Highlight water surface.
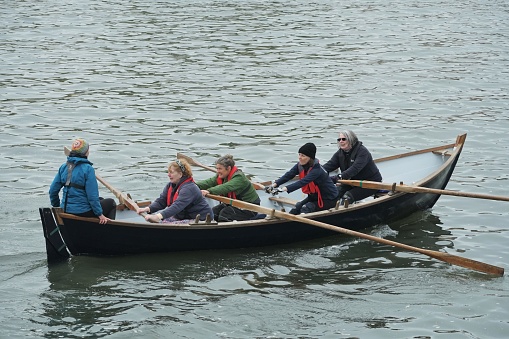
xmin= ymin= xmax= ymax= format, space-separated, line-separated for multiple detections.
xmin=1 ymin=0 xmax=508 ymax=338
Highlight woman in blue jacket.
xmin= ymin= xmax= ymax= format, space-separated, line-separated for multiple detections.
xmin=49 ymin=138 xmax=116 ymax=224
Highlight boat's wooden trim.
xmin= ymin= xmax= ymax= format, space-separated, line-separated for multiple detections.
xmin=375 ymin=142 xmax=456 ymax=163
xmin=54 ymin=135 xmax=467 ymax=228
xmin=55 ymin=209 xmax=269 ymax=230
xmin=375 ymin=133 xmax=466 ymax=163
xmin=411 ymin=133 xmax=465 ymax=186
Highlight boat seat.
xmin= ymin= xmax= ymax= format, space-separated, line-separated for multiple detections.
xmin=269 ymin=196 xmax=298 ymax=206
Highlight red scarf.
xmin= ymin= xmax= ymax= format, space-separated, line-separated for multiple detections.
xmin=167 ymin=177 xmax=194 ymax=206
xmin=298 ymin=164 xmax=324 ymax=208
xmin=216 ymin=166 xmax=238 ymax=199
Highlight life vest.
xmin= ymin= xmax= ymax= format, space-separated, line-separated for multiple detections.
xmin=167 ymin=177 xmax=194 ymax=206
xmin=63 ymin=161 xmax=85 ymax=213
xmin=298 ymin=163 xmax=324 ymax=208
xmin=216 ymin=166 xmax=239 ymax=199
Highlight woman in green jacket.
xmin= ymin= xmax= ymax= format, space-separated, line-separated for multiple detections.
xmin=196 ymin=154 xmax=260 ymax=222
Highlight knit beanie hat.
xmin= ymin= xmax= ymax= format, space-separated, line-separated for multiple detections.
xmin=71 ymin=138 xmax=89 ymax=156
xmin=298 ymin=142 xmax=316 ymax=159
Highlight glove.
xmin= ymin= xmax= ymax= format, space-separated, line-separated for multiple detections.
xmin=271 ymin=187 xmax=285 ymax=196
xmin=264 ymin=185 xmax=274 ymax=194
xmin=330 ymin=174 xmax=342 ymax=184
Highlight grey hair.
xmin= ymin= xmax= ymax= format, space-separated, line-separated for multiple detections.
xmin=338 ymin=130 xmax=358 ymax=146
xmin=216 ymin=154 xmax=235 ymax=168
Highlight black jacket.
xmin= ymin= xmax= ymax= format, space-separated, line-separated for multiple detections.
xmin=322 ymin=141 xmax=382 ymax=181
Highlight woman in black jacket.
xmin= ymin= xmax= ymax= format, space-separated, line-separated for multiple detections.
xmin=322 ymin=130 xmax=382 ymax=204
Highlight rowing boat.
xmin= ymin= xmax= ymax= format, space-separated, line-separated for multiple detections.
xmin=40 ymin=134 xmax=466 ymax=263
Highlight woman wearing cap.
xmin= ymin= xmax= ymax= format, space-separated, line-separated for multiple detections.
xmin=266 ymin=142 xmax=339 ymax=215
xmin=136 ymin=159 xmax=213 ymax=224
xmin=322 ymin=130 xmax=382 ymax=205
xmin=196 ymin=154 xmax=260 ymax=222
xmin=49 ymin=138 xmax=116 ymax=224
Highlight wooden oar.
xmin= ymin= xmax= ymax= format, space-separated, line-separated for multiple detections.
xmin=64 ymin=146 xmax=145 ymax=215
xmin=339 ymin=179 xmax=509 ymax=203
xmin=95 ymin=174 xmax=146 ymax=216
xmin=176 ymin=152 xmax=217 ymax=173
xmin=177 ymin=152 xmax=265 ymax=190
xmin=206 ymin=194 xmax=504 ymax=276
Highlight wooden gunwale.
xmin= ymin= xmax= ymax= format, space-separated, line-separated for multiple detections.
xmin=55 ymin=134 xmax=465 ymax=229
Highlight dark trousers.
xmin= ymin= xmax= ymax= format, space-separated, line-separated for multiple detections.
xmin=75 ymin=197 xmax=117 ymax=220
xmin=213 ymin=203 xmax=258 ymax=222
xmin=337 ymin=184 xmax=378 ymax=202
xmin=289 ymin=195 xmax=338 ymax=215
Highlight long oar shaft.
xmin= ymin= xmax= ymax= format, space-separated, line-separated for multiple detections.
xmin=207 ymin=194 xmax=504 ymax=276
xmin=95 ymin=174 xmax=145 ymax=215
xmin=339 ymin=180 xmax=509 ymax=202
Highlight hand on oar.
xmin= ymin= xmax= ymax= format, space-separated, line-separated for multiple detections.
xmin=206 ymin=194 xmax=504 ymax=276
xmin=339 ymin=179 xmax=509 ymax=203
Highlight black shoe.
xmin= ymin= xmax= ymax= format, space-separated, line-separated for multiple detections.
xmin=340 ymin=192 xmax=355 ymax=205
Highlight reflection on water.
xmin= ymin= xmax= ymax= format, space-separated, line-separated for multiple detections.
xmin=36 ymin=210 xmax=461 ymax=338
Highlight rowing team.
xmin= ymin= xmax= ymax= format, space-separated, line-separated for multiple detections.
xmin=49 ymin=130 xmax=382 ymax=224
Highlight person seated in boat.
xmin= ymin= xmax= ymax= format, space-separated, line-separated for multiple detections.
xmin=196 ymin=154 xmax=261 ymax=222
xmin=265 ymin=142 xmax=339 ymax=215
xmin=49 ymin=138 xmax=117 ymax=224
xmin=322 ymin=130 xmax=382 ymax=205
xmin=136 ymin=159 xmax=213 ymax=224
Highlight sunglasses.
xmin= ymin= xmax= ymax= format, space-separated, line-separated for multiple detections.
xmin=337 ymin=138 xmax=347 ymax=142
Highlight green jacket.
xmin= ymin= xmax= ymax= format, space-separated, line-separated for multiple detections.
xmin=196 ymin=169 xmax=260 ymax=203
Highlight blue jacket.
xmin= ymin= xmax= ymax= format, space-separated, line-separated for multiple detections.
xmin=149 ymin=177 xmax=214 ymax=221
xmin=275 ymin=159 xmax=339 ymax=201
xmin=49 ymin=156 xmax=103 ymax=216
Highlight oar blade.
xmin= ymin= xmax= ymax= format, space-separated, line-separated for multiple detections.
xmin=177 ymin=153 xmax=218 ymax=173
xmin=206 ymin=194 xmax=504 ymax=276
xmin=177 ymin=152 xmax=198 ymax=166
xmin=427 ymin=252 xmax=504 ymax=276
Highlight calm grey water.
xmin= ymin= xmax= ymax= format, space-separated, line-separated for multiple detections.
xmin=1 ymin=0 xmax=508 ymax=338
